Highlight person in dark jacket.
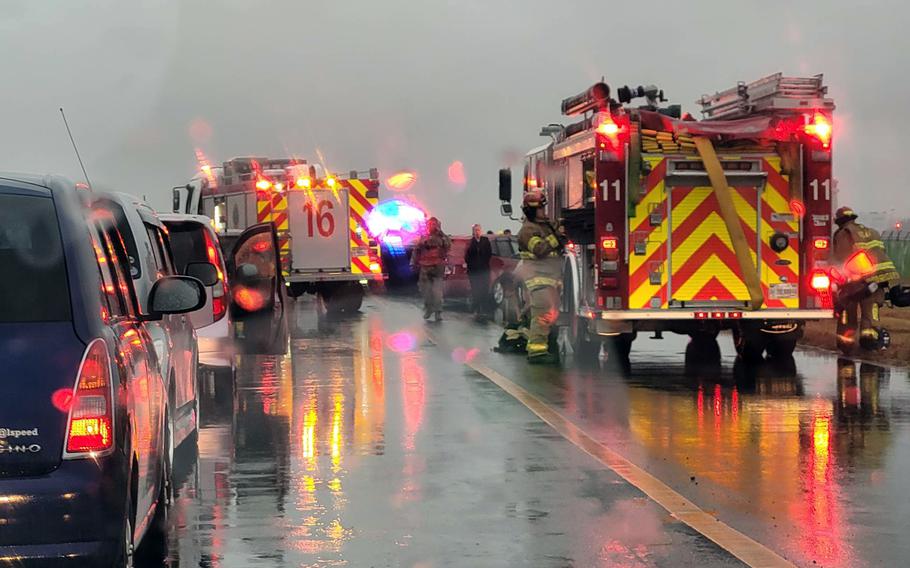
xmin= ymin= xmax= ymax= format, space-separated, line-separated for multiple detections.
xmin=465 ymin=224 xmax=493 ymax=319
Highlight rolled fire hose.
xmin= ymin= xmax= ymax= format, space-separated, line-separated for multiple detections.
xmin=693 ymin=136 xmax=765 ymax=311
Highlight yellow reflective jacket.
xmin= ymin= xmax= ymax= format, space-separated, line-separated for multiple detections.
xmin=516 ymin=219 xmax=562 ymax=290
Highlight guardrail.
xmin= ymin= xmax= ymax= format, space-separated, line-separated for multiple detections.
xmin=883 ymin=231 xmax=910 ymax=279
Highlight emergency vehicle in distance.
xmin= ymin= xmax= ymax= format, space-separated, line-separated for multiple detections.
xmin=501 ymin=73 xmax=837 ymax=362
xmin=173 ymin=157 xmax=384 ymax=313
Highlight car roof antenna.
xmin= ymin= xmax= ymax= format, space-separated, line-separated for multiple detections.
xmin=59 ymin=107 xmax=93 ymax=190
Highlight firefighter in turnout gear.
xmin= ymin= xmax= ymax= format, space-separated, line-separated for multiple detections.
xmin=517 ymin=190 xmax=565 ymax=364
xmin=832 ymin=206 xmax=901 ymax=351
xmin=411 ymin=216 xmax=451 ymax=322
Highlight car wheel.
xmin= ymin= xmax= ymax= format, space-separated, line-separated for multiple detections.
xmin=115 ymin=497 xmax=134 ymax=568
xmin=141 ymin=408 xmax=172 ymax=559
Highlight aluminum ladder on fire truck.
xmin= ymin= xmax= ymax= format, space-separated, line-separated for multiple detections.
xmin=697 ymin=73 xmax=834 ymax=120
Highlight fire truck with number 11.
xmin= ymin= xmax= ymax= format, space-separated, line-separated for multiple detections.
xmin=174 ymin=157 xmax=384 ymax=313
xmin=500 ymin=73 xmax=836 ymax=362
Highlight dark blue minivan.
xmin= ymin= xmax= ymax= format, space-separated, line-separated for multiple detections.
xmin=0 ymin=174 xmax=205 ymax=566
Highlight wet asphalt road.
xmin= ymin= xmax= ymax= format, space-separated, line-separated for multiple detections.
xmin=159 ymin=293 xmax=910 ymax=568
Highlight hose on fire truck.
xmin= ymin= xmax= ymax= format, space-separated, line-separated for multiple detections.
xmin=692 ymin=136 xmax=765 ymax=310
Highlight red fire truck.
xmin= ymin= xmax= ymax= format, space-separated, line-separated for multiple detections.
xmin=501 ymin=73 xmax=836 ymax=362
xmin=173 ymin=157 xmax=384 ymax=313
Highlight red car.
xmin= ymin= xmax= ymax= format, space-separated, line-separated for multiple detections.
xmin=443 ymin=235 xmax=520 ymax=312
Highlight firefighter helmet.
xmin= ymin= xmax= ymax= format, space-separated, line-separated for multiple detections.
xmin=522 ymin=190 xmax=547 ymax=208
xmin=835 ymin=206 xmax=858 ymax=225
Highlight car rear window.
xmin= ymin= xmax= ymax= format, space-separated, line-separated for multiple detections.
xmin=95 ymin=198 xmax=142 ymax=279
xmin=165 ymin=222 xmax=207 ymax=274
xmin=0 ymin=193 xmax=71 ymax=322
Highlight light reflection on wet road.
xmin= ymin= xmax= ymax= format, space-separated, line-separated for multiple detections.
xmin=162 ymin=295 xmax=910 ymax=568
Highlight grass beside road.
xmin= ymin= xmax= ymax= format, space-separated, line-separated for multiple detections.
xmin=800 ymin=306 xmax=910 ymax=365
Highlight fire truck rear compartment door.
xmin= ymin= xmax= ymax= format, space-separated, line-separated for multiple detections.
xmin=666 ymin=176 xmax=763 ymax=308
xmin=288 ymin=189 xmax=351 ymax=272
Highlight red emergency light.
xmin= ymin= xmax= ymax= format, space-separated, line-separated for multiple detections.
xmin=255 ymin=179 xmax=272 ymax=191
xmin=804 ymin=114 xmax=832 ymax=149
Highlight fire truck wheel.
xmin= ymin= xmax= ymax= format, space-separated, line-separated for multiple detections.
xmin=766 ymin=336 xmax=798 ymax=359
xmin=288 ymin=283 xmax=307 ymax=298
xmin=733 ymin=327 xmax=766 ymax=363
xmin=607 ymin=333 xmax=635 ymax=361
xmin=324 ymin=282 xmax=364 ymax=314
xmin=687 ymin=333 xmax=721 ymax=361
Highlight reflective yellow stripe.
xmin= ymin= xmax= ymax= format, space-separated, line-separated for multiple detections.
xmin=546 ymin=234 xmax=560 ymax=248
xmin=872 ymin=303 xmax=880 ymax=322
xmin=525 ymin=277 xmax=559 ymax=289
xmin=527 ymin=342 xmax=549 ymax=355
xmin=527 ymin=236 xmax=544 ymax=250
xmin=856 ymin=240 xmax=885 ymax=250
xmin=519 ymin=251 xmax=536 ymax=259
xmin=876 ymin=261 xmax=896 ymax=270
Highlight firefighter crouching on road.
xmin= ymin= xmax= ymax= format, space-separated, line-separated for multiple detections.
xmin=517 ymin=190 xmax=565 ymax=364
xmin=832 ymin=206 xmax=901 ymax=351
xmin=411 ymin=216 xmax=451 ymax=322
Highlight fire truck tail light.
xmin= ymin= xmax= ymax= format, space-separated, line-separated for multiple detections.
xmin=694 ymin=311 xmax=708 ymax=320
xmin=813 ymin=238 xmax=829 ymax=250
xmin=65 ymin=339 xmax=114 ymax=456
xmin=599 ymin=277 xmax=619 ymax=289
xmin=601 ymin=236 xmax=618 ymax=249
xmin=296 ymin=177 xmax=312 ymax=189
xmin=811 ymin=270 xmax=831 ymax=291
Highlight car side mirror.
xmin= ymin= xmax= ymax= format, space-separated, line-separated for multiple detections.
xmin=146 ymin=276 xmax=206 ymax=319
xmin=500 ymin=203 xmax=513 ymax=217
xmin=499 ymin=168 xmax=512 ymax=202
xmin=185 ymin=262 xmax=219 ymax=286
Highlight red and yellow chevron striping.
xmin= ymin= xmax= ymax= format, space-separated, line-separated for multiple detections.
xmin=628 ymin=155 xmax=799 ymax=310
xmin=346 ymin=179 xmax=378 ymax=275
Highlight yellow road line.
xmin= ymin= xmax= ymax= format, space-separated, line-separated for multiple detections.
xmin=426 ymin=329 xmax=794 ymax=567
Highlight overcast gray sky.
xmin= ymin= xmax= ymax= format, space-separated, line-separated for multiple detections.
xmin=2 ymin=0 xmax=908 ymax=232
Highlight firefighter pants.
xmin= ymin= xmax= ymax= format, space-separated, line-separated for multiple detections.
xmin=418 ymin=265 xmax=444 ymax=316
xmin=837 ymin=287 xmax=885 ymax=347
xmin=527 ymin=286 xmax=559 ymax=359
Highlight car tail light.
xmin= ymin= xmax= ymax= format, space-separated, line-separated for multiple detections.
xmin=203 ymin=229 xmax=228 ymax=322
xmin=234 ymin=286 xmax=266 ymax=311
xmin=65 ymin=339 xmax=114 ymax=456
xmin=811 ymin=270 xmax=831 ymax=291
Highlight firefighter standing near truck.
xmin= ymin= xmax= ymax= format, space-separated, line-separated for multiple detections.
xmin=517 ymin=190 xmax=565 ymax=364
xmin=832 ymin=206 xmax=901 ymax=350
xmin=411 ymin=216 xmax=451 ymax=322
